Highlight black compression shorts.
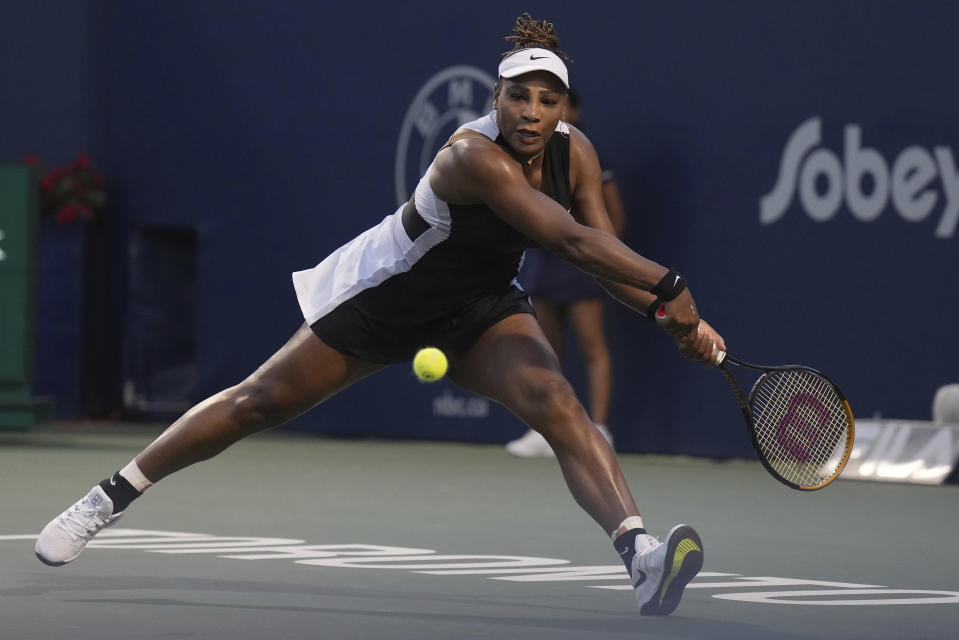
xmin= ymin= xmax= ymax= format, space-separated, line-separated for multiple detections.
xmin=309 ymin=284 xmax=534 ymax=364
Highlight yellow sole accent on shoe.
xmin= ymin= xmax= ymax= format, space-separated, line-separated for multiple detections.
xmin=658 ymin=538 xmax=701 ymax=606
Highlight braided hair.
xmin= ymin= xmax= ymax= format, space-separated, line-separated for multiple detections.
xmin=502 ymin=13 xmax=570 ymax=61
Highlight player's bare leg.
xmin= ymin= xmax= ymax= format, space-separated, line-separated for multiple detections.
xmin=451 ymin=313 xmax=703 ymax=615
xmin=506 ymin=298 xmax=613 ymax=455
xmin=504 ymin=299 xmax=569 ymax=457
xmin=450 ymin=313 xmax=635 ymax=533
xmin=35 ymin=324 xmax=384 ymax=566
xmin=137 ymin=324 xmax=384 ymax=480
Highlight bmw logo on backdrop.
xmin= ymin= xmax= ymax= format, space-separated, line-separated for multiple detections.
xmin=394 ymin=66 xmax=496 ymax=206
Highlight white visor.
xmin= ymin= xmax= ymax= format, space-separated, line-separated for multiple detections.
xmin=498 ymin=47 xmax=569 ymax=89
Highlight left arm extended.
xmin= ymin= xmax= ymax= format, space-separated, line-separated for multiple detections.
xmin=567 ymin=127 xmax=726 ymax=363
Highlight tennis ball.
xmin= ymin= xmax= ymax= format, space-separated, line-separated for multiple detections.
xmin=413 ymin=347 xmax=448 ymax=382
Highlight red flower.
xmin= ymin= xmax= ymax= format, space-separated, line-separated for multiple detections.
xmin=73 ymin=153 xmax=92 ymax=170
xmin=47 ymin=166 xmax=67 ymax=181
xmin=39 ymin=173 xmax=57 ymax=191
xmin=37 ymin=152 xmax=107 ymax=223
xmin=23 ymin=154 xmax=42 ymax=166
xmin=55 ymin=203 xmax=81 ymax=223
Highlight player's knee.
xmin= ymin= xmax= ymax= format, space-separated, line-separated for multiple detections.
xmin=229 ymin=381 xmax=284 ymax=429
xmin=526 ymin=375 xmax=582 ymax=426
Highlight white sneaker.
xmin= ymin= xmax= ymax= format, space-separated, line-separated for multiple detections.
xmin=35 ymin=485 xmax=124 ymax=566
xmin=631 ymin=524 xmax=703 ymax=616
xmin=505 ymin=429 xmax=554 ymax=457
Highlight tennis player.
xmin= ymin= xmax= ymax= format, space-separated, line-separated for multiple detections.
xmin=36 ymin=13 xmax=725 ymax=617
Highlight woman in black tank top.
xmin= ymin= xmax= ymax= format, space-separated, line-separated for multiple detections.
xmin=36 ymin=12 xmax=725 ymax=618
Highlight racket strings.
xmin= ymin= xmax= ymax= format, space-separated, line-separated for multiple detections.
xmin=749 ymin=369 xmax=851 ymax=488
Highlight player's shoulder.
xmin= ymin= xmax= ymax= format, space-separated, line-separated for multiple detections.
xmin=436 ymin=132 xmax=517 ymax=181
xmin=431 ymin=131 xmax=520 ymax=202
xmin=444 ymin=131 xmax=499 ymax=158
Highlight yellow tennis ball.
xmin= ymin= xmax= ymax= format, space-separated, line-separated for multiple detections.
xmin=413 ymin=347 xmax=448 ymax=382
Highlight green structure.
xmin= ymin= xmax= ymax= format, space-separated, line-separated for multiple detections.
xmin=0 ymin=165 xmax=49 ymax=429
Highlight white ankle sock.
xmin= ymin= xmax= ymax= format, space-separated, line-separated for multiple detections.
xmin=610 ymin=516 xmax=645 ymax=541
xmin=119 ymin=460 xmax=154 ymax=492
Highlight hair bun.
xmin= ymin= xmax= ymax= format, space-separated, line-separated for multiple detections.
xmin=503 ymin=13 xmax=569 ymax=60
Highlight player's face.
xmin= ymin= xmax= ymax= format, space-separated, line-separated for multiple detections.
xmin=494 ymin=72 xmax=567 ymax=161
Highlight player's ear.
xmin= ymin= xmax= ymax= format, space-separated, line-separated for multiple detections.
xmin=492 ymin=81 xmax=501 ymax=109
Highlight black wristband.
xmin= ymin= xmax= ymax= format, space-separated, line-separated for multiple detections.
xmin=650 ymin=269 xmax=687 ymax=301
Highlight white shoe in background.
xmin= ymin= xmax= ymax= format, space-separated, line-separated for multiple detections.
xmin=505 ymin=429 xmax=554 ymax=457
xmin=506 ymin=423 xmax=615 ymax=458
xmin=594 ymin=423 xmax=615 ymax=450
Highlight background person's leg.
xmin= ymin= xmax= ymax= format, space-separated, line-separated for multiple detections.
xmin=531 ymin=297 xmax=566 ymax=359
xmin=567 ymin=299 xmax=613 ymax=447
xmin=567 ymin=299 xmax=611 ymax=425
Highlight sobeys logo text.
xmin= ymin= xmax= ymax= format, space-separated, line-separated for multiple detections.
xmin=760 ymin=117 xmax=958 ymax=238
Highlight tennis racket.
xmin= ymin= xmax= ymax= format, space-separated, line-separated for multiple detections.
xmin=716 ymin=351 xmax=855 ymax=490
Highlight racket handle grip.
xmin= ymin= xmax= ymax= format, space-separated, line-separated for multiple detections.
xmin=716 ymin=350 xmax=727 ymax=365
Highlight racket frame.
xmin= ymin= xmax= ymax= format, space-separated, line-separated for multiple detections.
xmin=718 ymin=355 xmax=855 ymax=491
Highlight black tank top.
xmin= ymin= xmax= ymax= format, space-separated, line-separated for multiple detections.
xmin=294 ymin=112 xmax=574 ymax=345
xmin=394 ymin=124 xmax=572 ymax=310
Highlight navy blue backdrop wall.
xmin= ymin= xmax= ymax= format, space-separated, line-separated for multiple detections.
xmin=2 ymin=1 xmax=957 ymax=457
